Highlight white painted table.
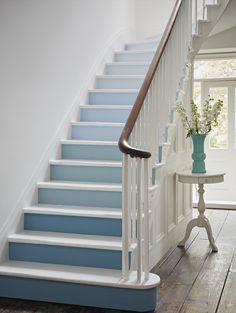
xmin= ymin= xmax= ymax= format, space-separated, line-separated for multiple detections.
xmin=176 ymin=170 xmax=225 ymax=252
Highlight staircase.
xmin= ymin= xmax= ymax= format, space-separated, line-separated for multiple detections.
xmin=0 ymin=0 xmax=229 ymax=312
xmin=0 ymin=39 xmax=160 ymax=312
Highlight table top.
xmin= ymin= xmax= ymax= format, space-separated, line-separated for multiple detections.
xmin=176 ymin=169 xmax=225 ymax=184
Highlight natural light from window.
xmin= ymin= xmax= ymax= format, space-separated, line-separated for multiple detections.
xmin=194 ymin=59 xmax=236 ymax=79
xmin=194 ymin=58 xmax=236 ymax=149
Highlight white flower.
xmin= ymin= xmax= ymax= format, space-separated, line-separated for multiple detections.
xmin=176 ymin=97 xmax=223 ymax=137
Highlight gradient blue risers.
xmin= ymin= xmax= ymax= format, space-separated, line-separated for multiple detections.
xmin=0 ymin=276 xmax=157 ymax=312
xmin=9 ymin=243 xmax=131 ymax=270
xmin=96 ymin=77 xmax=143 ymax=90
xmin=50 ymin=164 xmax=122 ymax=184
xmin=61 ymin=143 xmax=122 ymax=161
xmin=24 ymin=213 xmax=122 ymax=236
xmin=71 ymin=124 xmax=123 ymax=141
xmin=88 ymin=90 xmax=138 ymax=106
xmin=80 ymin=106 xmax=131 ymax=123
xmin=105 ymin=63 xmax=149 ymax=75
xmin=114 ymin=51 xmax=154 ymax=62
xmin=38 ymin=188 xmax=122 ymax=208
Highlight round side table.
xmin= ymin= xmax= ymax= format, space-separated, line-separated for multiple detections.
xmin=176 ymin=170 xmax=225 ymax=252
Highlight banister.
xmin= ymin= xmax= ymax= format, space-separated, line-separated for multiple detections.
xmin=118 ymin=0 xmax=184 ymax=159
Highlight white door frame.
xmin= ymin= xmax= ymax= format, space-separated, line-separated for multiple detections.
xmin=194 ymin=77 xmax=236 ymax=209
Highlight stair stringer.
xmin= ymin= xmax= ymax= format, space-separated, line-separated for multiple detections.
xmin=191 ymin=0 xmax=230 ymax=57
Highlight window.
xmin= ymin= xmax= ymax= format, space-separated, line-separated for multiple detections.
xmin=194 ymin=59 xmax=236 ymax=79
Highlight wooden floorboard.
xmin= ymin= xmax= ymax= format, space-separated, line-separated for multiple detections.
xmin=154 ymin=209 xmax=231 ymax=313
xmin=1 ymin=209 xmax=236 ymax=313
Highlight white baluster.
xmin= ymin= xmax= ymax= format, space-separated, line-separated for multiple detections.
xmin=136 ymin=157 xmax=142 ymax=283
xmin=122 ymin=154 xmax=129 ymax=280
xmin=143 ymin=158 xmax=149 ymax=280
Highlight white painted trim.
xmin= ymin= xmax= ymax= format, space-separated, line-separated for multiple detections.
xmin=195 ymin=77 xmax=236 ymax=82
xmin=70 ymin=121 xmax=124 ymax=127
xmin=49 ymin=160 xmax=122 ymax=167
xmin=37 ymin=181 xmax=122 ymax=192
xmin=96 ymin=75 xmax=144 ymax=80
xmin=149 ymin=210 xmax=192 ymax=269
xmin=8 ymin=231 xmax=135 ymax=251
xmin=114 ymin=50 xmax=155 ymax=55
xmin=197 ymin=47 xmax=236 ymax=59
xmin=88 ymin=89 xmax=139 ymax=93
xmin=80 ymin=104 xmax=132 ymax=109
xmin=105 ymin=62 xmax=150 ymax=66
xmin=24 ymin=205 xmax=122 ymax=219
xmin=61 ymin=140 xmax=118 ymax=146
xmin=0 ymin=28 xmax=134 ymax=262
xmin=0 ymin=261 xmax=160 ymax=289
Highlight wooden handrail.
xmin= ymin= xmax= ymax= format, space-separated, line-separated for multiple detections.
xmin=118 ymin=0 xmax=183 ymax=159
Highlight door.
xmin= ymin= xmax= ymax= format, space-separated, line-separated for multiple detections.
xmin=201 ymin=79 xmax=236 ymax=205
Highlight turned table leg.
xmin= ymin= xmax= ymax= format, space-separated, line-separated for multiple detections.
xmin=178 ymin=183 xmax=218 ymax=252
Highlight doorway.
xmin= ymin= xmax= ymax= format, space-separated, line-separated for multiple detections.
xmin=194 ymin=57 xmax=236 ymax=207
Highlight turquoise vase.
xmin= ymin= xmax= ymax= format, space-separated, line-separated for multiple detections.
xmin=191 ymin=134 xmax=206 ymax=174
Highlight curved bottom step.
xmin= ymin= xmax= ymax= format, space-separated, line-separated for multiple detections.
xmin=0 ymin=261 xmax=160 ymax=312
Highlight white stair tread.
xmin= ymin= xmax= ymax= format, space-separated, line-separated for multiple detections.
xmin=37 ymin=181 xmax=122 ymax=192
xmin=88 ymin=89 xmax=139 ymax=93
xmin=24 ymin=205 xmax=122 ymax=219
xmin=8 ymin=231 xmax=133 ymax=250
xmin=115 ymin=50 xmax=155 ymax=54
xmin=61 ymin=139 xmax=118 ymax=146
xmin=0 ymin=261 xmax=160 ymax=289
xmin=126 ymin=39 xmax=159 ymax=45
xmin=71 ymin=121 xmax=124 ymax=127
xmin=106 ymin=62 xmax=150 ymax=66
xmin=96 ymin=75 xmax=144 ymax=79
xmin=49 ymin=159 xmax=122 ymax=167
xmin=80 ymin=104 xmax=132 ymax=109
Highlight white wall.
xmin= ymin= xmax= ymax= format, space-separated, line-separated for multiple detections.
xmin=0 ymin=0 xmax=136 ymax=239
xmin=134 ymin=0 xmax=176 ymax=38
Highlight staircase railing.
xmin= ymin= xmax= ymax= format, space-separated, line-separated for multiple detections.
xmin=119 ymin=0 xmax=211 ymax=283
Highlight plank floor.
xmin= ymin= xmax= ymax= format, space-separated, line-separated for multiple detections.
xmin=1 ymin=209 xmax=236 ymax=313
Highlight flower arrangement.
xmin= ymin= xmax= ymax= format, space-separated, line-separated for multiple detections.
xmin=176 ymin=98 xmax=223 ymax=138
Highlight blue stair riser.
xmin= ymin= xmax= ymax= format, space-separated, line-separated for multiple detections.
xmin=61 ymin=144 xmax=122 ymax=161
xmin=114 ymin=52 xmax=154 ymax=62
xmin=89 ymin=91 xmax=138 ymax=106
xmin=50 ymin=164 xmax=122 ymax=184
xmin=38 ymin=188 xmax=122 ymax=208
xmin=9 ymin=243 xmax=130 ymax=270
xmin=0 ymin=276 xmax=157 ymax=312
xmin=71 ymin=125 xmax=122 ymax=141
xmin=24 ymin=214 xmax=122 ymax=236
xmin=105 ymin=64 xmax=148 ymax=75
xmin=96 ymin=78 xmax=143 ymax=90
xmin=125 ymin=42 xmax=158 ymax=51
xmin=80 ymin=107 xmax=131 ymax=123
